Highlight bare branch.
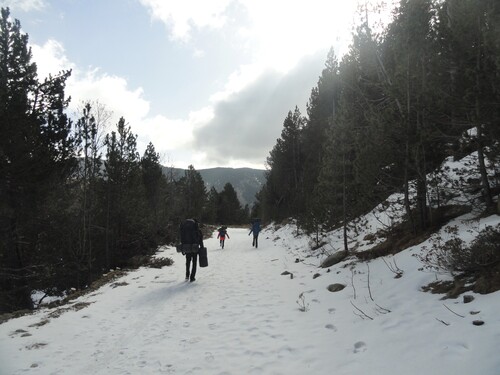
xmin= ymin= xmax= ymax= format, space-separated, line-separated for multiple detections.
xmin=351 ymin=268 xmax=357 ymax=299
xmin=443 ymin=304 xmax=465 ymax=318
xmin=436 ymin=318 xmax=450 ymax=326
xmin=296 ymin=293 xmax=309 ymax=312
xmin=367 ymin=263 xmax=374 ymax=301
xmin=382 ymin=257 xmax=403 ymax=278
xmin=375 ymin=303 xmax=391 ymax=314
xmin=350 ymin=300 xmax=374 ymax=320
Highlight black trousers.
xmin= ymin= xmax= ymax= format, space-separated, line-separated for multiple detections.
xmin=185 ymin=253 xmax=198 ymax=280
xmin=252 ymin=234 xmax=258 ymax=248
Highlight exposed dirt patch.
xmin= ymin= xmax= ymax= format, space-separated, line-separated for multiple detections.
xmin=421 ymin=262 xmax=500 ymax=298
xmin=421 ymin=280 xmax=471 ymax=299
xmin=26 ymin=342 xmax=48 ymax=350
xmin=28 ymin=319 xmax=50 ymax=328
xmin=47 ymin=301 xmax=92 ymax=319
xmin=110 ymin=281 xmax=129 ymax=288
xmin=356 ymin=229 xmax=428 ymax=260
xmin=355 ymin=205 xmax=472 ymax=261
xmin=471 ymin=263 xmax=500 ymax=294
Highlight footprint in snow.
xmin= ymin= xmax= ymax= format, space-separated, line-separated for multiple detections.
xmin=188 ymin=337 xmax=201 ymax=344
xmin=325 ymin=324 xmax=337 ymax=331
xmin=205 ymin=352 xmax=215 ymax=362
xmin=353 ymin=341 xmax=367 ymax=353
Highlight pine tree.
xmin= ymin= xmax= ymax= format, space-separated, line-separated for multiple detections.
xmin=141 ymin=142 xmax=163 ymax=227
xmin=0 ymin=8 xmax=74 ymax=311
xmin=203 ymin=187 xmax=219 ymax=224
xmin=217 ymin=182 xmax=245 ymax=224
xmin=103 ymin=117 xmax=143 ymax=266
xmin=302 ymin=49 xmax=340 ymax=198
xmin=265 ymin=107 xmax=305 ymax=220
xmin=435 ymin=0 xmax=500 ymax=208
xmin=176 ymin=165 xmax=207 ymax=220
xmin=380 ymin=0 xmax=443 ymax=232
xmin=73 ymin=103 xmax=108 ymax=283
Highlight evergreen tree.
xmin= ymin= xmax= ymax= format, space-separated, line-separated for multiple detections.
xmin=302 ymin=49 xmax=340 ymax=200
xmin=103 ymin=117 xmax=143 ymax=266
xmin=176 ymin=165 xmax=207 ymax=220
xmin=380 ymin=0 xmax=443 ymax=232
xmin=0 ymin=7 xmax=74 ymax=311
xmin=217 ymin=182 xmax=246 ymax=224
xmin=314 ymin=21 xmax=393 ymax=236
xmin=73 ymin=103 xmax=106 ymax=283
xmin=435 ymin=0 xmax=500 ymax=208
xmin=203 ymin=187 xmax=219 ymax=224
xmin=264 ymin=107 xmax=305 ymax=220
xmin=141 ymin=142 xmax=163 ymax=227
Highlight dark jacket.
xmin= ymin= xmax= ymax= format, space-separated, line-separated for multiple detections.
xmin=249 ymin=222 xmax=261 ymax=236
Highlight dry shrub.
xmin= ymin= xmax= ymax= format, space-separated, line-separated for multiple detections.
xmin=421 ymin=279 xmax=470 ymax=299
xmin=128 ymin=255 xmax=173 ymax=269
xmin=147 ymin=257 xmax=174 ymax=269
xmin=418 ymin=224 xmax=500 ymax=276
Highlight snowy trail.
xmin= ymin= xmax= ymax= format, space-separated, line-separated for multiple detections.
xmin=0 ymin=228 xmax=337 ymax=374
xmin=1 ymin=224 xmax=500 ymax=375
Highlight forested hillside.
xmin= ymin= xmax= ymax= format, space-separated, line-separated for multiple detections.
xmin=0 ymin=8 xmax=249 ymax=314
xmin=1 ymin=0 xmax=499 ymax=316
xmin=166 ymin=167 xmax=265 ymax=207
xmin=256 ymin=0 xmax=500 ymax=236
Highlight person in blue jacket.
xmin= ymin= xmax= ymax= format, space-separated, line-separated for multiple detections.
xmin=248 ymin=219 xmax=261 ymax=248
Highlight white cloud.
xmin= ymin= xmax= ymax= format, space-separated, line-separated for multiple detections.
xmin=68 ymin=70 xmax=150 ymax=127
xmin=209 ymin=62 xmax=264 ymax=103
xmin=139 ymin=0 xmax=232 ymax=41
xmin=193 ymin=48 xmax=205 ymax=58
xmin=136 ymin=106 xmax=213 ymax=153
xmin=237 ymin=0 xmax=358 ymax=72
xmin=136 ymin=1 xmax=362 ymax=168
xmin=195 ymin=51 xmax=326 ymax=168
xmin=24 ymin=0 xmax=392 ymax=169
xmin=139 ymin=0 xmax=360 ymax=116
xmin=140 ymin=0 xmax=359 ymax=72
xmin=31 ymin=41 xmax=150 ymax=130
xmin=29 ymin=39 xmax=211 ymax=167
xmin=30 ymin=40 xmax=74 ymax=79
xmin=0 ymin=0 xmax=45 ymax=11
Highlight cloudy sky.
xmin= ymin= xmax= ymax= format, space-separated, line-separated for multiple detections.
xmin=4 ymin=0 xmax=373 ymax=169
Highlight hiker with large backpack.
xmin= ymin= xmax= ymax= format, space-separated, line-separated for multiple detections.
xmin=178 ymin=218 xmax=204 ymax=282
xmin=248 ymin=219 xmax=261 ymax=248
xmin=217 ymin=226 xmax=229 ymax=249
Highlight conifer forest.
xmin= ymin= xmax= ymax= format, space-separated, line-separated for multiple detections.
xmin=1 ymin=0 xmax=500 ymax=313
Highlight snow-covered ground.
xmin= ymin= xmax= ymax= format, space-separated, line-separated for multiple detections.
xmin=1 ymin=216 xmax=499 ymax=374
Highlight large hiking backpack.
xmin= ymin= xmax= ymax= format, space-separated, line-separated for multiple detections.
xmin=251 ymin=218 xmax=261 ymax=233
xmin=177 ymin=219 xmax=200 ymax=253
xmin=180 ymin=219 xmax=200 ymax=244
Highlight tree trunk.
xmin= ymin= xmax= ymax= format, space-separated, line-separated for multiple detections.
xmin=403 ymin=48 xmax=416 ymax=234
xmin=403 ymin=141 xmax=415 ymax=234
xmin=476 ymin=126 xmax=493 ymax=207
xmin=342 ymin=153 xmax=349 ymax=253
xmin=474 ymin=15 xmax=493 ymax=207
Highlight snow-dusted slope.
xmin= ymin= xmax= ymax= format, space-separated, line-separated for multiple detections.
xmin=1 ymin=220 xmax=499 ymax=374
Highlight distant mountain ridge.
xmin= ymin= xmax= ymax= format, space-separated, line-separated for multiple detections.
xmin=163 ymin=167 xmax=266 ymax=207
